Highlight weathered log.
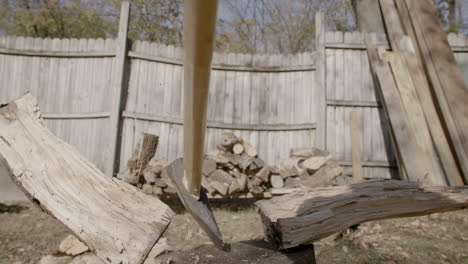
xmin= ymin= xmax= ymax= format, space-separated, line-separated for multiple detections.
xmin=233 ymin=143 xmax=244 ymax=155
xmin=0 ymin=94 xmax=174 ymax=264
xmin=256 ymin=180 xmax=468 ymax=249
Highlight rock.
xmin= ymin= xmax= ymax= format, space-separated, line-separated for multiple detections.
xmin=256 ymin=166 xmax=271 ymax=183
xmin=233 ymin=143 xmax=244 ymax=155
xmin=211 ymin=181 xmax=229 ymax=196
xmin=210 ymin=169 xmax=233 ymax=185
xmin=38 ymin=255 xmax=73 ymax=264
xmin=154 ymin=178 xmax=167 ymax=188
xmin=59 ymin=235 xmax=89 ymax=256
xmin=143 ymin=168 xmax=157 ymax=184
xmin=202 ymin=159 xmax=217 ymax=176
xmin=243 ymin=142 xmax=258 ymax=157
xmin=279 ymin=160 xmax=299 ymax=179
xmin=142 ymin=184 xmax=153 ymax=195
xmin=301 ymin=154 xmax=332 ymax=172
xmin=271 ymin=175 xmax=284 ymax=188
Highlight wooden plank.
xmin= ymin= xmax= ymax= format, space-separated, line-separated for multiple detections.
xmin=382 ymin=0 xmax=464 ymax=186
xmin=0 ymin=47 xmax=115 ymax=58
xmin=0 ymin=94 xmax=174 ymax=264
xmin=325 ymin=42 xmax=390 ymax=50
xmin=107 ymin=0 xmax=131 ymax=177
xmin=128 ymin=51 xmax=316 ymax=72
xmin=256 ymin=180 xmax=468 ymax=249
xmin=326 ymin=99 xmax=380 ymax=107
xmin=349 ymin=111 xmax=364 ymax=182
xmin=314 ymin=13 xmax=326 ymax=149
xmin=367 ymin=43 xmax=432 ymax=184
xmin=402 ymin=0 xmax=468 ymax=182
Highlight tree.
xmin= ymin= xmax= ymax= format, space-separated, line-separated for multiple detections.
xmin=0 ymin=0 xmax=116 ymax=38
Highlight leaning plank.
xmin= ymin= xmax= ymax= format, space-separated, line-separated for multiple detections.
xmin=366 ymin=43 xmax=433 ymax=185
xmin=349 ymin=111 xmax=364 ymax=182
xmin=0 ymin=93 xmax=174 ymax=264
xmin=379 ymin=0 xmax=464 ymax=186
xmin=402 ymin=0 xmax=468 ymax=182
xmin=256 ymin=180 xmax=468 ymax=249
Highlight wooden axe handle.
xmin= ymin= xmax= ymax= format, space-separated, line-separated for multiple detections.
xmin=183 ymin=0 xmax=219 ymax=196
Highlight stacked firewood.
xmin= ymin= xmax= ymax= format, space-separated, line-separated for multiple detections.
xmin=118 ymin=132 xmax=345 ymax=198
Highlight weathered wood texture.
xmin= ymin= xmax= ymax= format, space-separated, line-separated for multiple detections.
xmin=256 ymin=180 xmax=468 ymax=249
xmin=0 ymin=94 xmax=174 ymax=264
xmin=0 ymin=16 xmax=467 ymax=178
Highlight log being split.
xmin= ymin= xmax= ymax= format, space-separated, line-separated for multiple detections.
xmin=0 ymin=93 xmax=174 ymax=264
xmin=256 ymin=180 xmax=468 ymax=249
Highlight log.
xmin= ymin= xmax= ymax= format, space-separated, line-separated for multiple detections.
xmin=243 ymin=142 xmax=258 ymax=157
xmin=0 ymin=94 xmax=174 ymax=264
xmin=256 ymin=180 xmax=468 ymax=249
xmin=233 ymin=143 xmax=244 ymax=155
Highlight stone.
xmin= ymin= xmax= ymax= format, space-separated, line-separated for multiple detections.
xmin=59 ymin=235 xmax=89 ymax=256
xmin=202 ymin=159 xmax=217 ymax=176
xmin=271 ymin=175 xmax=284 ymax=188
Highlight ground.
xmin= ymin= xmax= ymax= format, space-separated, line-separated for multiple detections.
xmin=0 ymin=200 xmax=467 ymax=264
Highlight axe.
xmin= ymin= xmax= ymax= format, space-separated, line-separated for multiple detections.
xmin=166 ymin=0 xmax=229 ymax=251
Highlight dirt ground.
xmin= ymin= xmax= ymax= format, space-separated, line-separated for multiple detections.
xmin=1 ymin=200 xmax=467 ymax=264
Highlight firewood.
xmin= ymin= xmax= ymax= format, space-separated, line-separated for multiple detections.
xmin=290 ymin=147 xmax=328 ymax=159
xmin=301 ymin=154 xmax=332 ymax=173
xmin=143 ymin=168 xmax=157 ymax=184
xmin=202 ymin=159 xmax=217 ymax=176
xmin=202 ymin=176 xmax=216 ymax=195
xmin=238 ymin=174 xmax=248 ymax=191
xmin=284 ymin=177 xmax=301 ymax=188
xmin=142 ymin=184 xmax=153 ymax=195
xmin=243 ymin=142 xmax=258 ymax=157
xmin=279 ymin=160 xmax=299 ymax=179
xmin=256 ymin=166 xmax=272 ymax=183
xmin=248 ymin=178 xmax=265 ymax=194
xmin=210 ymin=169 xmax=234 ymax=185
xmin=300 ymin=160 xmax=343 ymax=188
xmin=239 ymin=154 xmax=255 ymax=171
xmin=211 ymin=181 xmax=229 ymax=196
xmin=153 ymin=186 xmax=163 ymax=196
xmin=0 ymin=94 xmax=174 ymax=264
xmin=233 ymin=143 xmax=244 ymax=155
xmin=271 ymin=175 xmax=284 ymax=188
xmin=148 ymin=159 xmax=169 ymax=174
xmin=228 ymin=181 xmax=242 ymax=195
xmin=154 ymin=178 xmax=168 ymax=188
xmin=256 ymin=180 xmax=468 ymax=249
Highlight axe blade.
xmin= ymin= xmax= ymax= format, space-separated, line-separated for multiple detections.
xmin=166 ymin=158 xmax=230 ymax=251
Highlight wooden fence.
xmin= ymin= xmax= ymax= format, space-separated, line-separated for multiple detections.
xmin=0 ymin=3 xmax=467 ymax=178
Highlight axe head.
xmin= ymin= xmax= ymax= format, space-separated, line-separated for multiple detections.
xmin=166 ymin=158 xmax=230 ymax=251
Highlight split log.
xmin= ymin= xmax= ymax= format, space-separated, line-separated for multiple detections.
xmin=256 ymin=180 xmax=468 ymax=249
xmin=243 ymin=142 xmax=258 ymax=157
xmin=0 ymin=94 xmax=174 ymax=264
xmin=233 ymin=143 xmax=244 ymax=155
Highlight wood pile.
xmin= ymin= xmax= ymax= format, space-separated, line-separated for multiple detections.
xmin=365 ymin=0 xmax=468 ymax=186
xmin=119 ymin=132 xmax=346 ymax=198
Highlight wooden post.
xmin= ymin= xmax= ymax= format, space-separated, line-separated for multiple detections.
xmin=314 ymin=13 xmax=326 ymax=150
xmin=349 ymin=111 xmax=364 ymax=182
xmin=107 ymin=0 xmax=131 ymax=177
